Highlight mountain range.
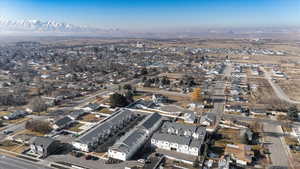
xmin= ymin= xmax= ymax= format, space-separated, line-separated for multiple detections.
xmin=0 ymin=18 xmax=300 ymax=39
xmin=0 ymin=18 xmax=122 ymax=36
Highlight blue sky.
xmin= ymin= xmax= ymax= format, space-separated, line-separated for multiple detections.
xmin=0 ymin=0 xmax=299 ymax=30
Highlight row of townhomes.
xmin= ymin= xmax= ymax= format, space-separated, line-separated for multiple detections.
xmin=72 ymin=109 xmax=136 ymax=152
xmin=108 ymin=113 xmax=163 ymax=161
xmin=151 ymin=122 xmax=206 ymax=156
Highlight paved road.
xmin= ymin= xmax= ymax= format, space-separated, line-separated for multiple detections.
xmin=223 ymin=63 xmax=232 ymax=78
xmin=47 ymin=153 xmax=139 ymax=169
xmin=263 ymin=123 xmax=291 ymax=168
xmin=224 ymin=112 xmax=296 ymax=167
xmin=211 ymin=64 xmax=232 ymax=116
xmin=0 ymin=155 xmax=51 ymax=169
xmin=261 ymin=67 xmax=300 ymax=104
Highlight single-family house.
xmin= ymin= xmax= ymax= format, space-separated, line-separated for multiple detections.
xmin=52 ymin=116 xmax=74 ymax=130
xmin=29 ymin=136 xmax=60 ymax=158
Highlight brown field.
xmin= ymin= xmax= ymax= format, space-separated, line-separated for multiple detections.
xmin=0 ymin=111 xmax=10 ymax=118
xmin=277 ymin=79 xmax=300 ymax=102
xmin=0 ymin=140 xmax=20 ymax=151
xmin=152 ymin=39 xmax=300 ymax=64
xmin=16 ymin=129 xmax=45 ymax=137
xmin=98 ymin=108 xmax=113 ymax=115
xmin=215 ymin=128 xmax=243 ymax=147
xmin=7 ymin=117 xmax=31 ymax=124
xmin=248 ymin=78 xmax=277 ymax=105
xmin=67 ymin=122 xmax=84 ymax=132
xmin=284 ymin=136 xmax=299 ymax=146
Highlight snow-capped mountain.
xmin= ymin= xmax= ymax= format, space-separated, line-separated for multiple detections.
xmin=0 ymin=18 xmax=122 ymax=35
xmin=0 ymin=18 xmax=94 ymax=32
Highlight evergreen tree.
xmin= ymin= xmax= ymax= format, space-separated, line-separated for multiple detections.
xmin=287 ymin=106 xmax=299 ymax=121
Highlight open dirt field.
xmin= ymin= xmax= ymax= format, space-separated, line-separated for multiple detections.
xmin=277 ymin=79 xmax=300 ymax=102
xmin=248 ymin=78 xmax=278 ymax=105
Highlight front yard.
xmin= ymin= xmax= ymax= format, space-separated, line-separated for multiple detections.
xmin=67 ymin=122 xmax=84 ymax=132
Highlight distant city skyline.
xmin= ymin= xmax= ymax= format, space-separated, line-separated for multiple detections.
xmin=0 ymin=0 xmax=300 ymax=31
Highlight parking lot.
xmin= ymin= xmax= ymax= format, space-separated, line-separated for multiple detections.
xmin=46 ymin=153 xmax=140 ymax=169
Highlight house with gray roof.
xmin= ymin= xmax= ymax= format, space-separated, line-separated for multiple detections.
xmin=199 ymin=113 xmax=217 ymax=127
xmin=52 ymin=116 xmax=74 ymax=130
xmin=108 ymin=113 xmax=163 ymax=161
xmin=29 ymin=136 xmax=60 ymax=158
xmin=68 ymin=110 xmax=86 ymax=120
xmin=128 ymin=99 xmax=156 ymax=109
xmin=3 ymin=110 xmax=28 ymax=120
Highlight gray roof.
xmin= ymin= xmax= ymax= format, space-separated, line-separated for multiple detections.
xmin=152 ymin=122 xmax=206 ymax=149
xmin=200 ymin=113 xmax=216 ymax=124
xmin=161 ymin=121 xmax=198 ymax=134
xmin=190 ymin=138 xmax=204 ymax=148
xmin=195 ymin=126 xmax=206 ymax=136
xmin=86 ymin=103 xmax=101 ymax=110
xmin=152 ymin=133 xmax=190 ymax=145
xmin=139 ymin=112 xmax=162 ymax=130
xmin=130 ymin=100 xmax=156 ymax=109
xmin=76 ymin=109 xmax=134 ymax=144
xmin=55 ymin=116 xmax=73 ymax=127
xmin=29 ymin=136 xmax=56 ymax=148
xmin=111 ymin=129 xmax=146 ymax=154
xmin=69 ymin=110 xmax=86 ymax=119
xmin=6 ymin=110 xmax=28 ymax=119
xmin=110 ymin=113 xmax=162 ymax=156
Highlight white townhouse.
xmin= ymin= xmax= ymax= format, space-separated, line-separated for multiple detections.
xmin=72 ymin=109 xmax=136 ymax=152
xmin=151 ymin=122 xmax=206 ymax=156
xmin=108 ymin=113 xmax=163 ymax=161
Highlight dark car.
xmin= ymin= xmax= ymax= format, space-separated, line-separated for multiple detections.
xmin=3 ymin=130 xmax=13 ymax=135
xmin=85 ymin=155 xmax=92 ymax=160
xmin=91 ymin=156 xmax=99 ymax=160
xmin=71 ymin=151 xmax=84 ymax=158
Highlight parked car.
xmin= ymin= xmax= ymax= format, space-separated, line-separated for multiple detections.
xmin=85 ymin=155 xmax=92 ymax=160
xmin=3 ymin=130 xmax=13 ymax=135
xmin=91 ymin=156 xmax=99 ymax=160
xmin=71 ymin=150 xmax=84 ymax=158
xmin=137 ymin=159 xmax=145 ymax=163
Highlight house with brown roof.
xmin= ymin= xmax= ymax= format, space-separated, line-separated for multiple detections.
xmin=224 ymin=144 xmax=254 ymax=166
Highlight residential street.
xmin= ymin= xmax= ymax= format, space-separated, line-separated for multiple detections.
xmin=211 ymin=64 xmax=232 ymax=116
xmin=264 ymin=123 xmax=291 ymax=168
xmin=0 ymin=155 xmax=51 ymax=169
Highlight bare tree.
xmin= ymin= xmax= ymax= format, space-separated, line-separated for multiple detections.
xmin=25 ymin=120 xmax=52 ymax=134
xmin=29 ymin=97 xmax=48 ymax=113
